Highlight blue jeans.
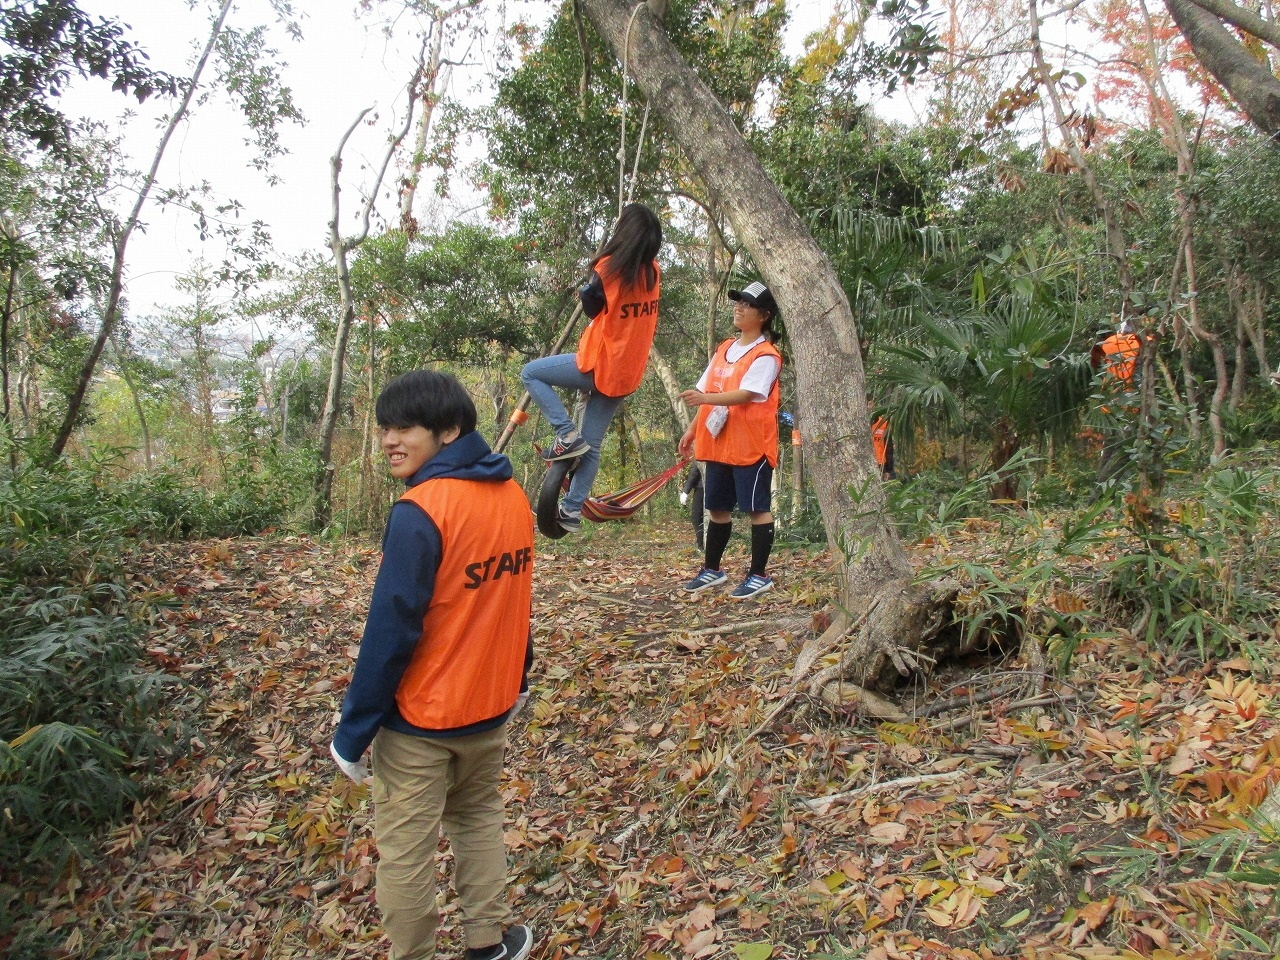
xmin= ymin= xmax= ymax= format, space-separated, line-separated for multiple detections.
xmin=520 ymin=354 xmax=625 ymax=515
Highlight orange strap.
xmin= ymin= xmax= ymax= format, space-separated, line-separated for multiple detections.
xmin=508 ymin=409 xmax=529 ymax=426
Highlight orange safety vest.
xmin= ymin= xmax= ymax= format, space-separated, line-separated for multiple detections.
xmin=1096 ymin=332 xmax=1144 ymax=415
xmin=393 ymin=477 xmax=534 ymax=730
xmin=1099 ymin=333 xmax=1142 ymax=384
xmin=693 ymin=337 xmax=782 ymax=467
xmin=575 ymin=255 xmax=661 ymax=398
xmin=871 ymin=417 xmax=890 ymax=467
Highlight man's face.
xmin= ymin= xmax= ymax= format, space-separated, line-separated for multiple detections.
xmin=380 ymin=424 xmax=457 ymax=479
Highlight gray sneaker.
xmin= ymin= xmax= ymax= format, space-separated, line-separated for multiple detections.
xmin=542 ymin=434 xmax=591 ymax=461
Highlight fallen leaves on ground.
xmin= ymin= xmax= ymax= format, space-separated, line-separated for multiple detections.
xmin=18 ymin=520 xmax=1280 ymax=959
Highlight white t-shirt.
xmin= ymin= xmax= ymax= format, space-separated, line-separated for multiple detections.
xmin=695 ymin=336 xmax=779 ymax=402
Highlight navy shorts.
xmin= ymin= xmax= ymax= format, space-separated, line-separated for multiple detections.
xmin=703 ymin=457 xmax=773 ymax=514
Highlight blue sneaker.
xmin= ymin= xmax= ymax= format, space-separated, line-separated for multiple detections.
xmin=730 ymin=574 xmax=773 ymax=599
xmin=542 ymin=434 xmax=591 ymax=462
xmin=682 ymin=567 xmax=727 ymax=592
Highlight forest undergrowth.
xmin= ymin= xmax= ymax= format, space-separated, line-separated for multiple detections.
xmin=6 ymin=514 xmax=1280 ymax=960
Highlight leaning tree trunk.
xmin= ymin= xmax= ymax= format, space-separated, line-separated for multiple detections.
xmin=1164 ymin=0 xmax=1280 ymax=139
xmin=580 ymin=0 xmax=947 ymax=708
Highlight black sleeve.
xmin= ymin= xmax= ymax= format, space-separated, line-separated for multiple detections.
xmin=520 ymin=628 xmax=534 ymax=693
xmin=683 ymin=464 xmax=702 ymax=493
xmin=579 ymin=271 xmax=606 ymax=319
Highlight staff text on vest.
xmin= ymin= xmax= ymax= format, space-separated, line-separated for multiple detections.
xmin=463 ymin=547 xmax=533 ymax=589
xmin=619 ymin=298 xmax=659 ymax=319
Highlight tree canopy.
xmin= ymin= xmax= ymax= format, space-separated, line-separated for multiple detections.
xmin=0 ymin=0 xmax=178 ymax=155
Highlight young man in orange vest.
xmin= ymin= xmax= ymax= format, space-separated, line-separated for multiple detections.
xmin=330 ymin=371 xmax=534 ymax=960
xmin=678 ymin=281 xmax=783 ymax=600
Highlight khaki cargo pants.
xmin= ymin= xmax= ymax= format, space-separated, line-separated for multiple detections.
xmin=371 ymin=724 xmax=510 ymax=960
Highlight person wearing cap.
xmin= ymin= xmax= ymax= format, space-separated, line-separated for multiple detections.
xmin=677 ymin=281 xmax=783 ymax=600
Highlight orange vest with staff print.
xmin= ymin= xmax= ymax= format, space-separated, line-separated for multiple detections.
xmin=575 ymin=255 xmax=661 ymax=398
xmin=693 ymin=338 xmax=782 ymax=467
xmin=393 ymin=476 xmax=534 ymax=730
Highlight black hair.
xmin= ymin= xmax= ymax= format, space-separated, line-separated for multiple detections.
xmin=760 ymin=311 xmax=778 ymax=344
xmin=591 ymin=203 xmax=661 ymax=289
xmin=376 ymin=370 xmax=477 ymax=436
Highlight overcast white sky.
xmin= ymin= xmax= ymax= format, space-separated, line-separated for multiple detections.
xmin=69 ymin=1 xmax=846 ymax=322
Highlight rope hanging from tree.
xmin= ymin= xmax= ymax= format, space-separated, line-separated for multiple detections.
xmin=495 ymin=2 xmax=656 ymax=457
xmin=617 ymin=2 xmax=652 ymax=216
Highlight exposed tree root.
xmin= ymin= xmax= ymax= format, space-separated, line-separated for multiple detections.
xmin=800 ymin=577 xmax=962 ymax=714
xmin=789 ymin=577 xmax=1061 ymax=723
xmin=814 ymin=680 xmax=909 ymax=721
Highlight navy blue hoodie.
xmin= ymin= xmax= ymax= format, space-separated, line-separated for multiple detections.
xmin=333 ymin=430 xmax=533 ymax=762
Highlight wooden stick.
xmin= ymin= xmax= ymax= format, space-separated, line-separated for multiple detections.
xmin=796 ymin=769 xmax=970 ymax=814
xmin=494 ymin=300 xmax=586 ymax=454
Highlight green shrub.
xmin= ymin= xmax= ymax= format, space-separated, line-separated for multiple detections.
xmin=911 ymin=449 xmax=1280 ymax=669
xmin=0 ymin=463 xmax=186 ymax=883
xmin=1105 ymin=452 xmax=1280 ymax=660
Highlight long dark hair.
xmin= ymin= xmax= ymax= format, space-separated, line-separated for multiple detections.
xmin=591 ymin=203 xmax=661 ymax=289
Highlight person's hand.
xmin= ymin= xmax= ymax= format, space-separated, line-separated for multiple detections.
xmin=512 ymin=691 xmax=530 ymax=718
xmin=679 ymin=389 xmax=706 ymax=407
xmin=330 ymin=741 xmax=371 ymax=784
xmin=677 ymin=430 xmax=694 ymax=459
xmin=679 ymin=491 xmax=689 ymax=506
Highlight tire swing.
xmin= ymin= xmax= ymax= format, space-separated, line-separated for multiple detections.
xmin=536 ymin=458 xmax=576 ymax=539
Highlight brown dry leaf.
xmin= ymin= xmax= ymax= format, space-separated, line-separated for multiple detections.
xmin=869 ymin=822 xmax=909 ymax=844
xmin=21 ymin=523 xmax=1280 ymax=960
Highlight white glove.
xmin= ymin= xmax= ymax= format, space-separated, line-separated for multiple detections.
xmin=679 ymin=492 xmax=689 ymax=506
xmin=330 ymin=741 xmax=371 ymax=784
xmin=511 ymin=691 xmax=529 ymax=719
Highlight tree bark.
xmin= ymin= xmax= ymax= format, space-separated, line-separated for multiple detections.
xmin=1187 ymin=0 xmax=1280 ymax=47
xmin=396 ymin=1 xmax=482 ymax=234
xmin=579 ymin=0 xmax=919 ymax=694
xmin=648 ymin=343 xmax=690 ymax=431
xmin=1142 ymin=0 xmax=1228 ymax=455
xmin=46 ymin=0 xmax=235 ymax=463
xmin=1165 ymin=0 xmax=1280 ymax=138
